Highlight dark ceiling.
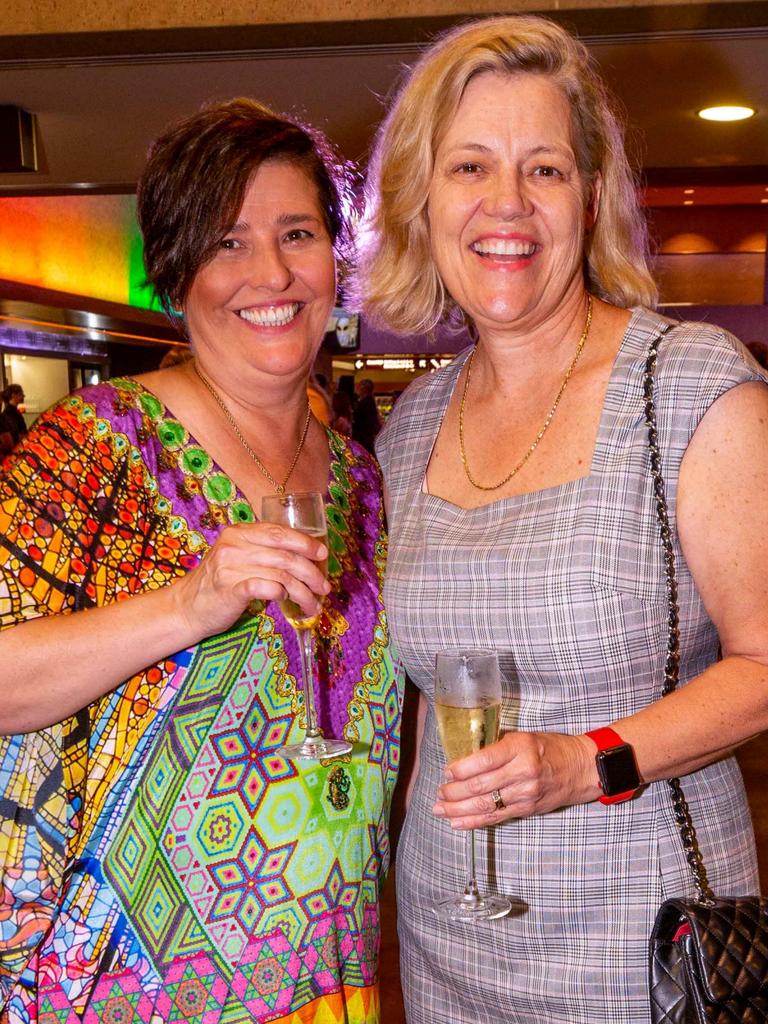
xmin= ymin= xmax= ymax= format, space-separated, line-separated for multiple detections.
xmin=0 ymin=4 xmax=767 ymax=204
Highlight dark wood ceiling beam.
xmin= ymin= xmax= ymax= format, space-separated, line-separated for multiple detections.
xmin=643 ymin=165 xmax=768 ymax=187
xmin=2 ymin=2 xmax=767 ymax=65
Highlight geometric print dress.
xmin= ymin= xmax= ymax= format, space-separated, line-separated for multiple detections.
xmin=377 ymin=307 xmax=763 ymax=1024
xmin=0 ymin=377 xmax=404 ymax=1024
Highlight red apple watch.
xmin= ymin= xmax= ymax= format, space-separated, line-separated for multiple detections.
xmin=585 ymin=726 xmax=641 ymax=805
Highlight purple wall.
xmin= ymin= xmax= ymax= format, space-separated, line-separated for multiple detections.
xmin=359 ymin=304 xmax=767 ymax=354
xmin=660 ymin=305 xmax=768 ymax=344
xmin=360 ymin=319 xmax=471 ymax=355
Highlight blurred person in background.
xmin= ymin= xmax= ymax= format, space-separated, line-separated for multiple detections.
xmin=352 ymin=377 xmax=381 ymax=454
xmin=331 ymin=389 xmax=354 ymax=436
xmin=307 ymin=370 xmax=333 ymax=424
xmin=1 ymin=385 xmax=27 ymax=446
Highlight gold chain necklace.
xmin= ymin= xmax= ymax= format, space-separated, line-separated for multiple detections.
xmin=194 ymin=364 xmax=312 ymax=494
xmin=459 ymin=295 xmax=593 ymax=491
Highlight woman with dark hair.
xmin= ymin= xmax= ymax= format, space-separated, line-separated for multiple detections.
xmin=357 ymin=14 xmax=768 ymax=1024
xmin=1 ymin=384 xmax=27 ymax=445
xmin=0 ymin=99 xmax=402 ymax=1024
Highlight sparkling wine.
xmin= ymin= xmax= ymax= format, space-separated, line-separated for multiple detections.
xmin=435 ymin=701 xmax=500 ymax=763
xmin=278 ymin=529 xmax=328 ymax=631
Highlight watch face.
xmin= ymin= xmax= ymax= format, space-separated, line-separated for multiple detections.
xmin=598 ymin=745 xmax=640 ymax=797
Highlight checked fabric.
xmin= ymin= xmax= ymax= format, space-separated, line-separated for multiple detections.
xmin=0 ymin=379 xmax=403 ymax=1024
xmin=378 ymin=307 xmax=765 ymax=1023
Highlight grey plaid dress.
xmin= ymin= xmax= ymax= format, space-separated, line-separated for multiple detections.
xmin=377 ymin=307 xmax=764 ymax=1024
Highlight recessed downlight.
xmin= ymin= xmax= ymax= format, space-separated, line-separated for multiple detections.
xmin=697 ymin=105 xmax=755 ymax=122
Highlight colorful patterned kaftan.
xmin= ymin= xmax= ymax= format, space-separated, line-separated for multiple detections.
xmin=0 ymin=379 xmax=403 ymax=1024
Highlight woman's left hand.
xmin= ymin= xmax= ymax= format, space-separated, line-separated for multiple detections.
xmin=433 ymin=731 xmax=601 ymax=829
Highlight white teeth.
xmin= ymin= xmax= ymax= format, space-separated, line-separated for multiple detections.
xmin=472 ymin=239 xmax=536 ymax=256
xmin=239 ymin=303 xmax=300 ymax=326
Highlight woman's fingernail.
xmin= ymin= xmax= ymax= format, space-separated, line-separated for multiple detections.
xmin=444 ymin=769 xmax=454 ymax=782
xmin=433 ymin=803 xmax=445 ymax=817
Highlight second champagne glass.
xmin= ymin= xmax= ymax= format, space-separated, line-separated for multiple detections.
xmin=261 ymin=491 xmax=352 ymax=760
xmin=433 ymin=649 xmax=512 ymax=922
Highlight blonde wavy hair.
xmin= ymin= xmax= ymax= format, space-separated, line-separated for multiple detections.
xmin=354 ymin=15 xmax=657 ymax=335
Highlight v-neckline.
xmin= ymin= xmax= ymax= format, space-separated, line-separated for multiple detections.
xmin=113 ymin=376 xmax=343 ymax=526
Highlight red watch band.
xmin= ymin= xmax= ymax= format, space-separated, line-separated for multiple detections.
xmin=585 ymin=726 xmax=638 ymax=805
xmin=586 ymin=726 xmax=625 ymax=750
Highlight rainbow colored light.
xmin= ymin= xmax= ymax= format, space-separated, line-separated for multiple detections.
xmin=0 ymin=194 xmax=162 ymax=311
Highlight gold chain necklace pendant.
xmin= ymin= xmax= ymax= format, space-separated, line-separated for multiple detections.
xmin=194 ymin=364 xmax=312 ymax=494
xmin=459 ymin=294 xmax=593 ymax=491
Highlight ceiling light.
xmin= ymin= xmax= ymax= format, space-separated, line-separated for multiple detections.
xmin=697 ymin=105 xmax=755 ymax=122
xmin=683 ymin=188 xmax=695 ymax=195
xmin=683 ymin=200 xmax=694 ymax=205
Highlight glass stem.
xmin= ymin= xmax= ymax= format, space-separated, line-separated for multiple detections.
xmin=464 ymin=829 xmax=481 ymax=902
xmin=297 ymin=627 xmax=321 ymax=739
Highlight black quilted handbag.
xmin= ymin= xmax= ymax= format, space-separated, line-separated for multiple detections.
xmin=650 ymin=898 xmax=768 ymax=1022
xmin=642 ymin=330 xmax=768 ymax=1023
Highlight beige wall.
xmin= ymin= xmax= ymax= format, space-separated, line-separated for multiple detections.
xmin=2 ymin=0 xmax=745 ymax=37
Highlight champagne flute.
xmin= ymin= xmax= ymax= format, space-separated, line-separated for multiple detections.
xmin=261 ymin=491 xmax=352 ymax=760
xmin=433 ymin=649 xmax=512 ymax=921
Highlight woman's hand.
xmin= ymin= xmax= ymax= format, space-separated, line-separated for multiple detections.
xmin=0 ymin=522 xmax=330 ymax=734
xmin=170 ymin=523 xmax=330 ymax=641
xmin=433 ymin=731 xmax=600 ymax=829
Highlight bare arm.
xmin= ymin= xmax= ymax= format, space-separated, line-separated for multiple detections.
xmin=615 ymin=380 xmax=768 ymax=778
xmin=404 ymin=689 xmax=428 ymax=811
xmin=0 ymin=523 xmax=329 ymax=735
xmin=436 ymin=380 xmax=768 ymax=826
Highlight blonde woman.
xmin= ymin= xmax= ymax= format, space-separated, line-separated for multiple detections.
xmin=357 ymin=15 xmax=768 ymax=1023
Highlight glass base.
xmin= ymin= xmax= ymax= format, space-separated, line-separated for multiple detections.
xmin=278 ymin=736 xmax=353 ymax=761
xmin=433 ymin=892 xmax=512 ymax=922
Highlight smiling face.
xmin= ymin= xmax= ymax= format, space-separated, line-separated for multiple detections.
xmin=184 ymin=159 xmax=336 ymax=390
xmin=428 ymin=71 xmax=597 ymax=341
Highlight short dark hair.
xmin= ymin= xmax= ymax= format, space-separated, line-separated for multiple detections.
xmin=137 ymin=97 xmax=354 ymax=318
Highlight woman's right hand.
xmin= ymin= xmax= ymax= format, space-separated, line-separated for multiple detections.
xmin=170 ymin=523 xmax=330 ymax=641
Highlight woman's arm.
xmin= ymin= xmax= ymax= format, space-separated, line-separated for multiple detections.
xmin=435 ymin=380 xmax=768 ymax=827
xmin=615 ymin=379 xmax=768 ymax=778
xmin=387 ymin=684 xmax=426 ymax=852
xmin=404 ymin=689 xmax=428 ymax=812
xmin=0 ymin=523 xmax=329 ymax=735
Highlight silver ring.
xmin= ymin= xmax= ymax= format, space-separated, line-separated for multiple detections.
xmin=491 ymin=788 xmax=505 ymax=811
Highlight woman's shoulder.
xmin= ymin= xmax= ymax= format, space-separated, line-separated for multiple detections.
xmin=16 ymin=379 xmax=179 ymax=482
xmin=630 ymin=307 xmax=765 ymax=385
xmin=48 ymin=378 xmax=160 ymax=443
xmin=377 ymin=349 xmax=470 ymax=444
xmin=626 ymin=308 xmax=768 ymax=456
xmin=2 ymin=380 xmax=163 ymax=504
